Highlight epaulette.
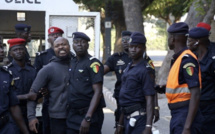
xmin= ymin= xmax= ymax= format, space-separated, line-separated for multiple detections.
xmin=89 ymin=56 xmax=96 ymax=60
xmin=1 ymin=66 xmax=13 ymax=75
xmin=113 ymin=52 xmax=123 ymax=56
xmin=182 ymin=54 xmax=189 ymax=58
xmin=3 ymin=62 xmax=13 ymax=70
xmin=36 ymin=50 xmax=47 ymax=56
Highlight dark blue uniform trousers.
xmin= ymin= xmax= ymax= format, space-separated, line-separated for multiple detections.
xmin=42 ymin=100 xmax=50 ymax=134
xmin=0 ymin=121 xmax=15 ymax=134
xmin=200 ymin=102 xmax=215 ymax=134
xmin=124 ymin=114 xmax=146 ymax=134
xmin=67 ymin=109 xmax=104 ymax=134
xmin=170 ymin=106 xmax=203 ymax=134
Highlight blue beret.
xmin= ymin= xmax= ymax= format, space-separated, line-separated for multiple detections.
xmin=188 ymin=27 xmax=209 ymax=39
xmin=121 ymin=31 xmax=132 ymax=37
xmin=15 ymin=24 xmax=31 ymax=32
xmin=168 ymin=22 xmax=189 ymax=35
xmin=72 ymin=32 xmax=90 ymax=41
xmin=129 ymin=32 xmax=146 ymax=45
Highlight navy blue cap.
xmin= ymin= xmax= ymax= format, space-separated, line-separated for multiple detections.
xmin=72 ymin=32 xmax=90 ymax=41
xmin=15 ymin=24 xmax=31 ymax=32
xmin=188 ymin=27 xmax=209 ymax=39
xmin=168 ymin=22 xmax=189 ymax=35
xmin=129 ymin=32 xmax=146 ymax=45
xmin=121 ymin=31 xmax=132 ymax=37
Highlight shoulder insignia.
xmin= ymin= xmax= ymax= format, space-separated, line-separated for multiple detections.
xmin=182 ymin=54 xmax=189 ymax=58
xmin=11 ymin=80 xmax=14 ymax=86
xmin=148 ymin=60 xmax=155 ymax=69
xmin=183 ymin=63 xmax=195 ymax=76
xmin=36 ymin=50 xmax=47 ymax=56
xmin=90 ymin=62 xmax=101 ymax=73
xmin=212 ymin=56 xmax=215 ymax=59
xmin=89 ymin=57 xmax=96 ymax=60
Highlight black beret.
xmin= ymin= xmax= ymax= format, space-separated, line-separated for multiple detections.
xmin=168 ymin=22 xmax=189 ymax=35
xmin=121 ymin=31 xmax=132 ymax=37
xmin=72 ymin=32 xmax=90 ymax=41
xmin=188 ymin=27 xmax=209 ymax=39
xmin=15 ymin=24 xmax=31 ymax=32
xmin=129 ymin=32 xmax=146 ymax=45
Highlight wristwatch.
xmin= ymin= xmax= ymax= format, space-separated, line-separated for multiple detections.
xmin=85 ymin=116 xmax=91 ymax=122
xmin=155 ymin=106 xmax=160 ymax=110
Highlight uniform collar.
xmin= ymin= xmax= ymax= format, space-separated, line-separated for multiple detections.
xmin=199 ymin=49 xmax=210 ymax=65
xmin=12 ymin=60 xmax=30 ymax=72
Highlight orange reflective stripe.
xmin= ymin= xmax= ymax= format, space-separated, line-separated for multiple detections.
xmin=166 ymin=50 xmax=201 ymax=104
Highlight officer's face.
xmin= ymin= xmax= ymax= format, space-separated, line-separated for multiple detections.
xmin=187 ymin=37 xmax=198 ymax=51
xmin=0 ymin=43 xmax=4 ymax=62
xmin=10 ymin=45 xmax=26 ymax=61
xmin=73 ymin=38 xmax=89 ymax=56
xmin=168 ymin=34 xmax=174 ymax=50
xmin=129 ymin=44 xmax=145 ymax=60
xmin=48 ymin=33 xmax=63 ymax=46
xmin=53 ymin=38 xmax=70 ymax=58
xmin=122 ymin=36 xmax=130 ymax=51
xmin=20 ymin=32 xmax=31 ymax=43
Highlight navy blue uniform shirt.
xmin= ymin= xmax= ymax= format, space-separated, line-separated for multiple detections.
xmin=0 ymin=67 xmax=19 ymax=115
xmin=171 ymin=47 xmax=200 ymax=89
xmin=68 ymin=54 xmax=105 ymax=109
xmin=119 ymin=59 xmax=155 ymax=107
xmin=34 ymin=48 xmax=55 ymax=73
xmin=105 ymin=52 xmax=131 ymax=91
xmin=5 ymin=60 xmax=36 ymax=115
xmin=199 ymin=49 xmax=215 ymax=101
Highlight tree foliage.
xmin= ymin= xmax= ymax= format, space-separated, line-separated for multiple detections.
xmin=145 ymin=0 xmax=192 ymax=24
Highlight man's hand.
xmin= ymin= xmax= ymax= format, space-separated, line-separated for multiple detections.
xmin=155 ymin=85 xmax=166 ymax=94
xmin=39 ymin=88 xmax=49 ymax=97
xmin=142 ymin=127 xmax=152 ymax=134
xmin=153 ymin=109 xmax=160 ymax=123
xmin=79 ymin=119 xmax=90 ymax=134
xmin=29 ymin=118 xmax=39 ymax=133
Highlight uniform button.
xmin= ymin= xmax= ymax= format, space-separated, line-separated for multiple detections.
xmin=67 ymin=83 xmax=69 ymax=86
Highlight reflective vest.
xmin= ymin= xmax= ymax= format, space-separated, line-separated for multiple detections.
xmin=166 ymin=49 xmax=201 ymax=104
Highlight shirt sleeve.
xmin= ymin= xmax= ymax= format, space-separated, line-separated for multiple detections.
xmin=181 ymin=55 xmax=200 ymax=88
xmin=142 ymin=69 xmax=156 ymax=96
xmin=104 ymin=55 xmax=115 ymax=71
xmin=27 ymin=100 xmax=37 ymax=121
xmin=31 ymin=66 xmax=50 ymax=93
xmin=89 ymin=59 xmax=104 ymax=84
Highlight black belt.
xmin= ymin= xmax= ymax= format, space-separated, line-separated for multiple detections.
xmin=200 ymin=100 xmax=215 ymax=106
xmin=168 ymin=100 xmax=189 ymax=110
xmin=121 ymin=104 xmax=144 ymax=115
xmin=0 ymin=112 xmax=9 ymax=129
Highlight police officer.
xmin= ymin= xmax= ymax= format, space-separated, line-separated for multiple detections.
xmin=158 ymin=22 xmax=202 ymax=134
xmin=34 ymin=26 xmax=64 ymax=72
xmin=27 ymin=37 xmax=72 ymax=134
xmin=67 ymin=32 xmax=105 ymax=134
xmin=8 ymin=24 xmax=32 ymax=63
xmin=0 ymin=41 xmax=29 ymax=134
xmin=5 ymin=38 xmax=37 ymax=134
xmin=33 ymin=26 xmax=64 ymax=134
xmin=187 ymin=27 xmax=215 ymax=134
xmin=104 ymin=31 xmax=159 ymax=128
xmin=116 ymin=32 xmax=155 ymax=134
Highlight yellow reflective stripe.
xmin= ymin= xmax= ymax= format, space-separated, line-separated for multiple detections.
xmin=166 ymin=87 xmax=190 ymax=94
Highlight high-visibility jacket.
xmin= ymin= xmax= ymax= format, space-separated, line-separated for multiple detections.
xmin=166 ymin=49 xmax=201 ymax=104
